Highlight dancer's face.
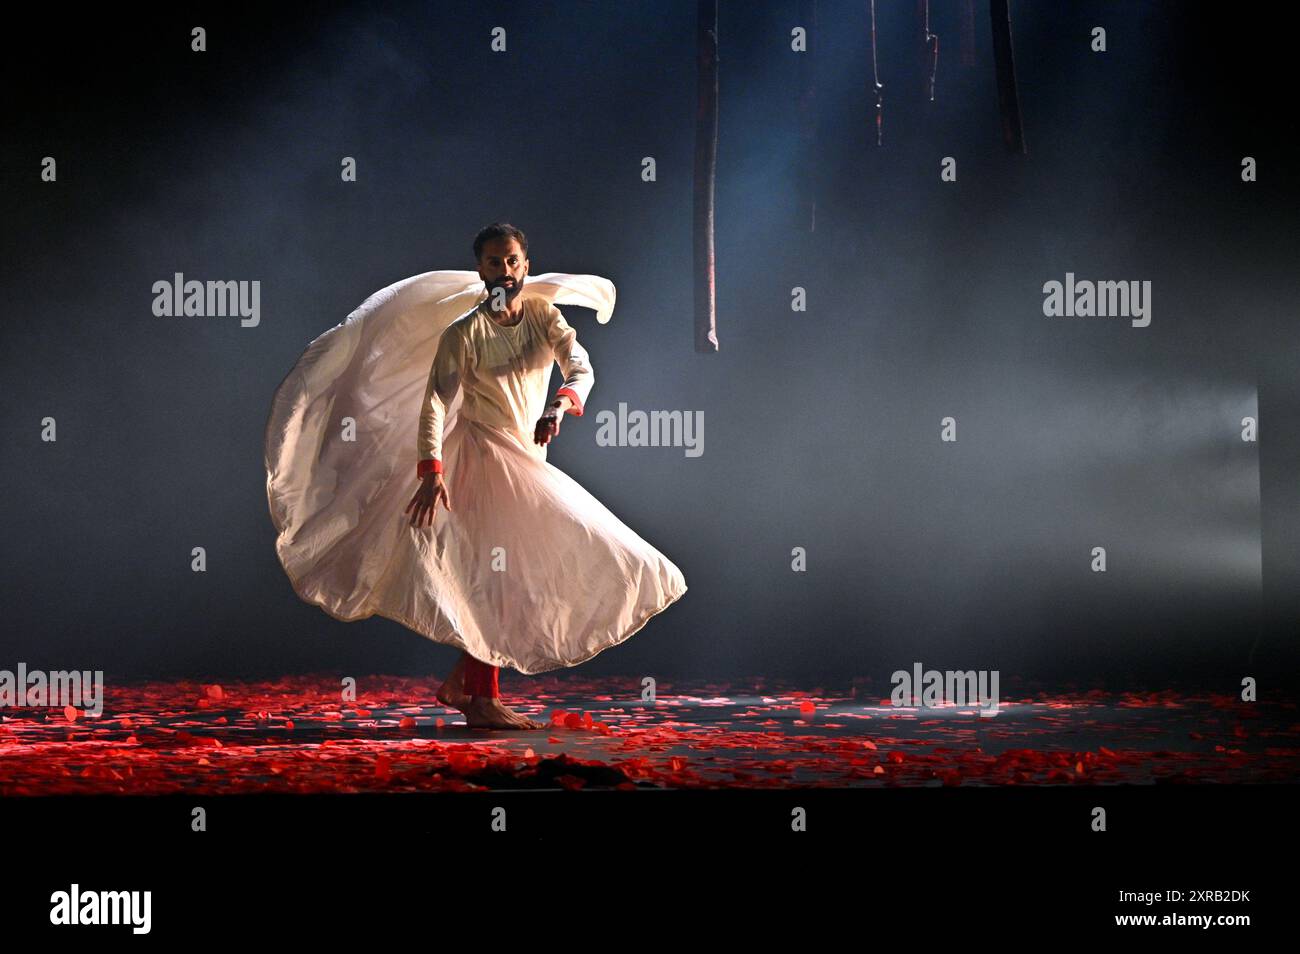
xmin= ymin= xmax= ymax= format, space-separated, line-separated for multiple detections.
xmin=478 ymin=237 xmax=530 ymax=313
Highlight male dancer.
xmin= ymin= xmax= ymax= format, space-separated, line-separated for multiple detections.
xmin=405 ymin=225 xmax=581 ymax=730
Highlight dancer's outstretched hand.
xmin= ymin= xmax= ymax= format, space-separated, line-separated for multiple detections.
xmin=406 ymin=473 xmax=451 ymax=527
xmin=534 ymin=407 xmax=562 ymax=446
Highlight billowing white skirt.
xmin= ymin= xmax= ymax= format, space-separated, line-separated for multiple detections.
xmin=264 ymin=270 xmax=687 ymax=674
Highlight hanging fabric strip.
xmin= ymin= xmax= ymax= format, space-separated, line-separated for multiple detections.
xmin=989 ymin=0 xmax=1027 ymax=153
xmin=870 ymin=0 xmax=883 ymax=145
xmin=798 ymin=0 xmax=818 ymax=231
xmin=960 ymin=0 xmax=976 ymax=67
xmin=694 ymin=0 xmax=720 ymax=351
xmin=923 ymin=0 xmax=939 ymax=101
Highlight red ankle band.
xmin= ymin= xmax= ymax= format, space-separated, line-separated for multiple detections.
xmin=463 ymin=655 xmax=500 ymax=698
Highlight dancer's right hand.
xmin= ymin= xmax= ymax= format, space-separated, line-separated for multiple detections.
xmin=406 ymin=473 xmax=451 ymax=527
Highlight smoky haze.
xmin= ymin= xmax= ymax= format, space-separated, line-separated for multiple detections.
xmin=1 ymin=0 xmax=1295 ymax=690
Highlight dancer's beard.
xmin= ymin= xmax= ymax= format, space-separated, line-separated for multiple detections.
xmin=488 ymin=276 xmax=523 ymax=312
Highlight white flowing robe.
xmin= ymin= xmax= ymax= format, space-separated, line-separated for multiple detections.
xmin=265 ymin=270 xmax=687 ymax=674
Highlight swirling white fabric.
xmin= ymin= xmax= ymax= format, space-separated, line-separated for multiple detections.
xmin=264 ymin=270 xmax=687 ymax=673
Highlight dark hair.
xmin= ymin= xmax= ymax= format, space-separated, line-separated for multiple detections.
xmin=473 ymin=223 xmax=529 ymax=263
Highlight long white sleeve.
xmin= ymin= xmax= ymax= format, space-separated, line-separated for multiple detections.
xmin=546 ymin=304 xmax=593 ymax=415
xmin=417 ymin=325 xmax=464 ymax=469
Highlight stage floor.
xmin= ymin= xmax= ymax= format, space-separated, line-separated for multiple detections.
xmin=1 ymin=674 xmax=1296 ymax=794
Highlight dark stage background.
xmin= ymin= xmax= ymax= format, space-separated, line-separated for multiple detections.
xmin=2 ymin=0 xmax=1296 ymax=689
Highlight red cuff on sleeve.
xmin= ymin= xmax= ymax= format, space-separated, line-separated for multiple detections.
xmin=417 ymin=458 xmax=443 ymax=479
xmin=555 ymin=387 xmax=584 ymax=417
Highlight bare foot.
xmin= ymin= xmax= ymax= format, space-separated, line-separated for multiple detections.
xmin=465 ymin=697 xmax=545 ymax=730
xmin=435 ymin=665 xmax=470 ymax=713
